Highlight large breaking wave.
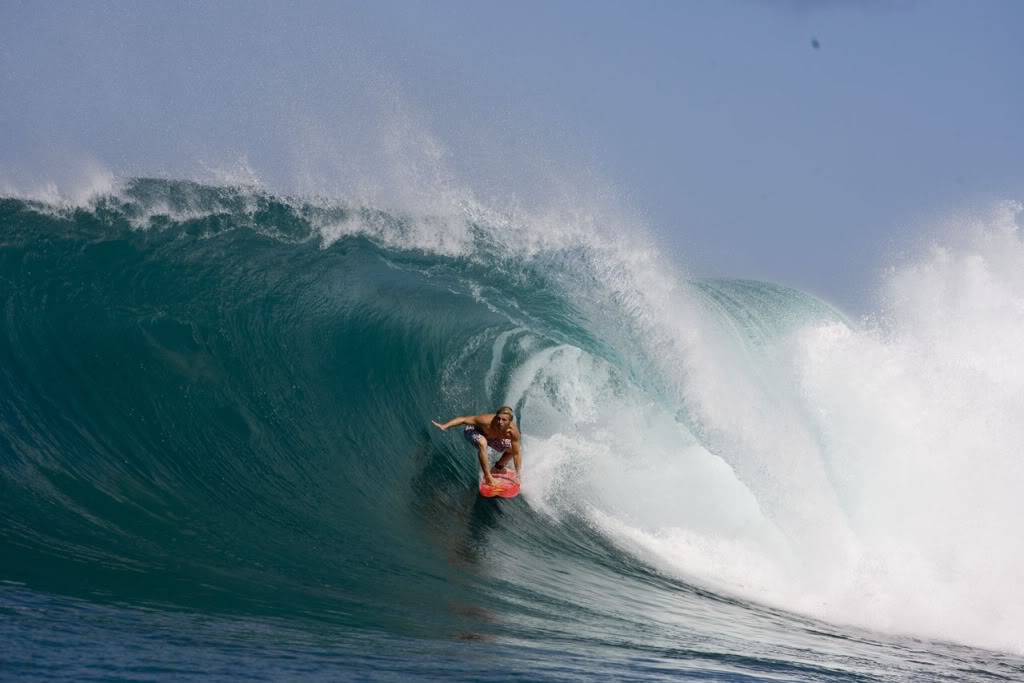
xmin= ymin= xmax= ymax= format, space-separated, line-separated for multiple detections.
xmin=1 ymin=179 xmax=1022 ymax=656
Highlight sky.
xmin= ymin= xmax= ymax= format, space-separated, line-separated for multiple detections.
xmin=2 ymin=0 xmax=1023 ymax=311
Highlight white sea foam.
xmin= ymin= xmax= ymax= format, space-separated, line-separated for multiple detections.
xmin=509 ymin=200 xmax=1024 ymax=655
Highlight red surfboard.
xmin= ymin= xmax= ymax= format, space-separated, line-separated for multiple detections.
xmin=479 ymin=469 xmax=520 ymax=498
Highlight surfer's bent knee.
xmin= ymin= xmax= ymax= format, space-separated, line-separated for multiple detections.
xmin=462 ymin=426 xmax=487 ymax=449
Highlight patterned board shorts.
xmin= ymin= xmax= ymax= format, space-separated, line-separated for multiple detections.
xmin=463 ymin=426 xmax=511 ymax=453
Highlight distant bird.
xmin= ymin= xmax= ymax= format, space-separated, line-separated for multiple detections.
xmin=811 ymin=37 xmax=821 ymax=50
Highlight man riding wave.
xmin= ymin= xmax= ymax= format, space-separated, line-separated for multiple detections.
xmin=432 ymin=406 xmax=521 ymax=487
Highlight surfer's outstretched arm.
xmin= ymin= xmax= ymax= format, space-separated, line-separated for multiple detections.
xmin=432 ymin=416 xmax=466 ymax=431
xmin=432 ymin=414 xmax=485 ymax=431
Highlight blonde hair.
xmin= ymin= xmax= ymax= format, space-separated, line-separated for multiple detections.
xmin=495 ymin=406 xmax=515 ymax=420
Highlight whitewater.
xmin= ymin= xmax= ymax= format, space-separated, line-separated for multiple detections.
xmin=2 ymin=178 xmax=1023 ymax=681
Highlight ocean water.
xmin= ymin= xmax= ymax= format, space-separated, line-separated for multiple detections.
xmin=1 ymin=179 xmax=1022 ymax=681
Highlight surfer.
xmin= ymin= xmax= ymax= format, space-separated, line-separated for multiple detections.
xmin=432 ymin=406 xmax=521 ymax=487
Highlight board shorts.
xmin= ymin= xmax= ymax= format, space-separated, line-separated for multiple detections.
xmin=463 ymin=426 xmax=512 ymax=453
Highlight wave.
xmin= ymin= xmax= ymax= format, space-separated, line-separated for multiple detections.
xmin=1 ymin=179 xmax=1022 ymax=655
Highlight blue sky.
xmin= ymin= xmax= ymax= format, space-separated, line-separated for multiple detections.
xmin=2 ymin=0 xmax=1022 ymax=310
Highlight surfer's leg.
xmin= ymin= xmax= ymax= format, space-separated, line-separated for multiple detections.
xmin=477 ymin=444 xmax=494 ymax=485
xmin=492 ymin=454 xmax=511 ymax=471
xmin=463 ymin=427 xmax=485 ymax=447
xmin=464 ymin=427 xmax=494 ymax=484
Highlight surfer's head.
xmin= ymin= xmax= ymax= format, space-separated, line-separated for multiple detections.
xmin=493 ymin=406 xmax=514 ymax=429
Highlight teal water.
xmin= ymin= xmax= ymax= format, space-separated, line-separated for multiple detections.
xmin=1 ymin=179 xmax=1021 ymax=681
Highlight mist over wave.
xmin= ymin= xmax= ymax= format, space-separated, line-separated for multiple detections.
xmin=1 ymin=179 xmax=1022 ymax=661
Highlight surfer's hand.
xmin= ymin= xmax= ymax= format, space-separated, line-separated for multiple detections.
xmin=431 ymin=420 xmax=447 ymax=431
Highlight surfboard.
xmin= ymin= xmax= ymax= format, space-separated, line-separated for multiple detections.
xmin=479 ymin=469 xmax=520 ymax=498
